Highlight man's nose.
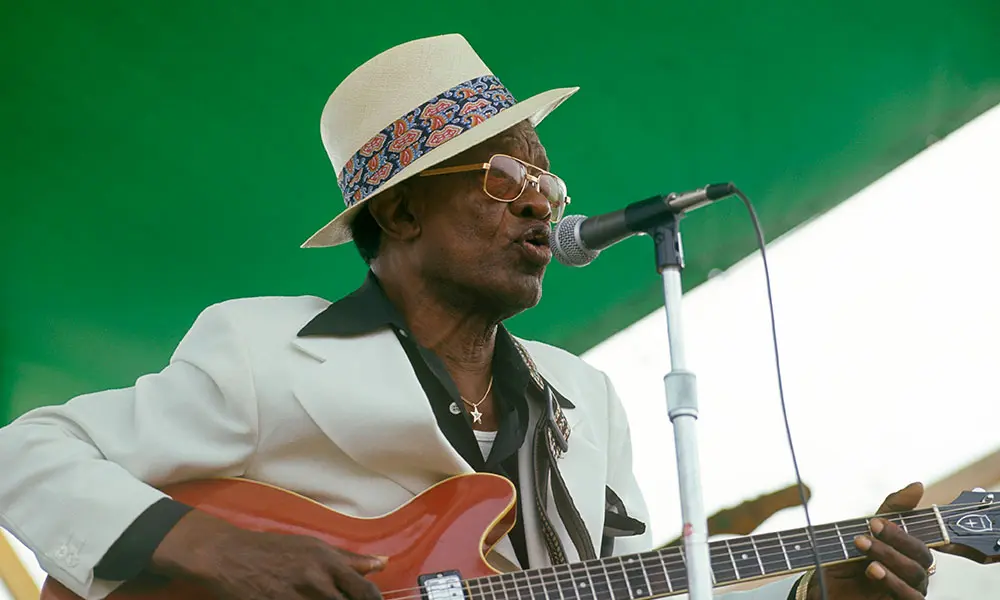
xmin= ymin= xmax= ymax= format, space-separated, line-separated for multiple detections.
xmin=510 ymin=183 xmax=551 ymax=221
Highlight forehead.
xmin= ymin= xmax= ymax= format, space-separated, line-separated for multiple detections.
xmin=444 ymin=121 xmax=550 ymax=171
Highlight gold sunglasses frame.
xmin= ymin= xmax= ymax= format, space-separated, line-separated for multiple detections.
xmin=417 ymin=153 xmax=571 ymax=222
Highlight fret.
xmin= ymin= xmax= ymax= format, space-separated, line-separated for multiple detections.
xmin=833 ymin=522 xmax=850 ymax=559
xmin=467 ymin=578 xmax=488 ymax=600
xmin=675 ymin=545 xmax=691 ymax=590
xmin=676 ymin=545 xmax=696 ymax=588
xmin=658 ymin=547 xmax=683 ymax=594
xmin=619 ymin=555 xmax=650 ymax=598
xmin=839 ymin=518 xmax=872 ymax=561
xmin=727 ymin=537 xmax=764 ymax=580
xmin=634 ymin=554 xmax=656 ymax=597
xmin=499 ymin=573 xmax=523 ymax=600
xmin=483 ymin=573 xmax=501 ymax=600
xmin=514 ymin=570 xmax=545 ymax=600
xmin=749 ymin=533 xmax=785 ymax=576
xmin=638 ymin=556 xmax=654 ymax=597
xmin=640 ymin=550 xmax=674 ymax=596
xmin=604 ymin=556 xmax=630 ymax=600
xmin=707 ymin=542 xmax=737 ymax=584
xmin=781 ymin=528 xmax=819 ymax=570
xmin=723 ymin=539 xmax=740 ymax=579
xmin=749 ymin=536 xmax=766 ymax=574
xmin=897 ymin=512 xmax=909 ymax=534
xmin=568 ymin=564 xmax=596 ymax=600
xmin=887 ymin=510 xmax=944 ymax=545
xmin=581 ymin=560 xmax=611 ymax=600
xmin=775 ymin=531 xmax=792 ymax=570
xmin=539 ymin=566 xmax=563 ymax=600
xmin=509 ymin=571 xmax=533 ymax=600
xmin=551 ymin=564 xmax=579 ymax=600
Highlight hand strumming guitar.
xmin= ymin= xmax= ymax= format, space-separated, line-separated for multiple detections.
xmin=808 ymin=482 xmax=935 ymax=600
xmin=150 ymin=510 xmax=386 ymax=600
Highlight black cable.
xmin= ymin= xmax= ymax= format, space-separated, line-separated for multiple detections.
xmin=731 ymin=187 xmax=829 ymax=600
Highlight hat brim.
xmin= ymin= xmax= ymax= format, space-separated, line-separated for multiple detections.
xmin=300 ymin=86 xmax=579 ymax=249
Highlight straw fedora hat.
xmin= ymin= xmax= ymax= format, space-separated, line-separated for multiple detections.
xmin=301 ymin=33 xmax=579 ymax=248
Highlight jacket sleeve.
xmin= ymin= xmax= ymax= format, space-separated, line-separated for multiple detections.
xmin=601 ymin=373 xmax=803 ymax=599
xmin=0 ymin=302 xmax=259 ymax=600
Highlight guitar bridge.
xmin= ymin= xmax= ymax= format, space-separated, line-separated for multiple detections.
xmin=418 ymin=570 xmax=466 ymax=600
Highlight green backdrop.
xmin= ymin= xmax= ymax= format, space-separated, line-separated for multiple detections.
xmin=3 ymin=1 xmax=999 ymax=423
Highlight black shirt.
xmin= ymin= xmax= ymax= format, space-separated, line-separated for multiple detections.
xmin=94 ymin=272 xmax=569 ymax=580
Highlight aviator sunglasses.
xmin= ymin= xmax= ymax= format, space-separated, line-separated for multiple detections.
xmin=417 ymin=153 xmax=570 ymax=224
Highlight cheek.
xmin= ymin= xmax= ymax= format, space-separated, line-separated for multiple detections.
xmin=428 ymin=197 xmax=507 ymax=255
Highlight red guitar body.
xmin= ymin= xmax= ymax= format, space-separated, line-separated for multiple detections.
xmin=41 ymin=473 xmax=518 ymax=600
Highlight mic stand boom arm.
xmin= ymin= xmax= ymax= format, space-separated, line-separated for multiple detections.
xmin=649 ymin=204 xmax=713 ymax=600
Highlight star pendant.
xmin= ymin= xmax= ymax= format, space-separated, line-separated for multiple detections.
xmin=470 ymin=406 xmax=483 ymax=424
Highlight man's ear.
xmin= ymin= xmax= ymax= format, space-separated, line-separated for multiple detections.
xmin=367 ymin=184 xmax=420 ymax=242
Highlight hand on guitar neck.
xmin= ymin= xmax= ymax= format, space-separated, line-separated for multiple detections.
xmin=150 ymin=509 xmax=387 ymax=600
xmin=806 ymin=482 xmax=934 ymax=600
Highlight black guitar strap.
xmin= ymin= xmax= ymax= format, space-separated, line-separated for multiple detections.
xmin=512 ymin=340 xmax=645 ymax=564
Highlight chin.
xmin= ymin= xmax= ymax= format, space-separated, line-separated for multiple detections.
xmin=495 ymin=270 xmax=545 ymax=315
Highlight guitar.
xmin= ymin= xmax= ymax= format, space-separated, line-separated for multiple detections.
xmin=40 ymin=473 xmax=1000 ymax=600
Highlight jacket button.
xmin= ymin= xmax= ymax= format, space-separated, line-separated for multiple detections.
xmin=449 ymin=402 xmax=461 ymax=415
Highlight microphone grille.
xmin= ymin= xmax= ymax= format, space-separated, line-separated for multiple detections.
xmin=552 ymin=215 xmax=599 ymax=267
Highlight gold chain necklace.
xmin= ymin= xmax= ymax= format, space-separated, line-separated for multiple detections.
xmin=460 ymin=376 xmax=493 ymax=424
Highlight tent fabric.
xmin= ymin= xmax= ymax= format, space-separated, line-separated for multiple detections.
xmin=2 ymin=2 xmax=1000 ymax=422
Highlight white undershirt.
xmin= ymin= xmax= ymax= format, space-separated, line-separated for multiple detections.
xmin=473 ymin=429 xmax=498 ymax=460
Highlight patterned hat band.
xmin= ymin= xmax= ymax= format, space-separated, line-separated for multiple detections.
xmin=338 ymin=74 xmax=517 ymax=207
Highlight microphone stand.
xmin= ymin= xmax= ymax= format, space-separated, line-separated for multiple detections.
xmin=648 ymin=210 xmax=713 ymax=600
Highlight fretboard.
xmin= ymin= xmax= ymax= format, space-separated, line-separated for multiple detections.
xmin=464 ymin=508 xmax=948 ymax=600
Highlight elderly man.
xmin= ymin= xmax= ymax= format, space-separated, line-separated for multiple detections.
xmin=0 ymin=34 xmax=942 ymax=600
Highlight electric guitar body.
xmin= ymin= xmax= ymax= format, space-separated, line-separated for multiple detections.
xmin=41 ymin=473 xmax=518 ymax=600
xmin=39 ymin=474 xmax=1000 ymax=600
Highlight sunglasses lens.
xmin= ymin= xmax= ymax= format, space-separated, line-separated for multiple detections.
xmin=538 ymin=173 xmax=568 ymax=223
xmin=485 ymin=155 xmax=527 ymax=201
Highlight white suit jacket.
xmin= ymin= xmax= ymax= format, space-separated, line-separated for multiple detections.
xmin=0 ymin=295 xmax=977 ymax=600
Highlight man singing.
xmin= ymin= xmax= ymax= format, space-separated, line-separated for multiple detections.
xmin=0 ymin=34 xmax=940 ymax=600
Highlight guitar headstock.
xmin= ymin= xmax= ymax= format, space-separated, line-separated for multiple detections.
xmin=937 ymin=489 xmax=1000 ymax=563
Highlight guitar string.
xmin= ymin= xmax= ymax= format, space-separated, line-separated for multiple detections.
xmin=379 ymin=505 xmax=988 ymax=600
xmin=379 ymin=519 xmax=957 ymax=600
xmin=383 ymin=521 xmax=936 ymax=600
xmin=376 ymin=502 xmax=991 ymax=600
xmin=382 ymin=520 xmax=936 ymax=600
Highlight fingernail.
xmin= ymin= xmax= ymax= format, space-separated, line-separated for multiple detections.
xmin=375 ymin=555 xmax=390 ymax=563
xmin=870 ymin=518 xmax=884 ymax=535
xmin=867 ymin=562 xmax=886 ymax=580
xmin=855 ymin=535 xmax=872 ymax=552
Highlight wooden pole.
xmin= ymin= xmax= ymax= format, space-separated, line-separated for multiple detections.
xmin=921 ymin=446 xmax=1000 ymax=507
xmin=0 ymin=531 xmax=39 ymax=600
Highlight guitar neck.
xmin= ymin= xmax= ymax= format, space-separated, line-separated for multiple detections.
xmin=467 ymin=507 xmax=950 ymax=600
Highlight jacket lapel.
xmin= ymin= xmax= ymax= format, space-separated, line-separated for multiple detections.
xmin=290 ymin=328 xmax=475 ymax=497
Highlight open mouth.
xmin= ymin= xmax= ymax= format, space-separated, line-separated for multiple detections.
xmin=520 ymin=225 xmax=551 ymax=249
xmin=516 ymin=225 xmax=552 ymax=266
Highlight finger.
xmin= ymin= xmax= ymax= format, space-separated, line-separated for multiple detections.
xmin=328 ymin=559 xmax=384 ymax=600
xmin=300 ymin=569 xmax=349 ymax=600
xmin=334 ymin=571 xmax=383 ymax=600
xmin=855 ymin=533 xmax=929 ymax=594
xmin=877 ymin=482 xmax=923 ymax=513
xmin=864 ymin=561 xmax=926 ymax=600
xmin=871 ymin=518 xmax=934 ymax=570
xmin=335 ymin=548 xmax=389 ymax=574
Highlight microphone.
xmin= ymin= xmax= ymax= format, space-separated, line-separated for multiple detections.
xmin=552 ymin=183 xmax=736 ymax=267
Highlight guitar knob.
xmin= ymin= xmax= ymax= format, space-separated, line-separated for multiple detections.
xmin=973 ymin=487 xmax=986 ymax=493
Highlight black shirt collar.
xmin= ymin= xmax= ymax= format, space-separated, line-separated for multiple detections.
xmin=298 ymin=270 xmax=406 ymax=337
xmin=298 ymin=271 xmax=573 ymax=409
